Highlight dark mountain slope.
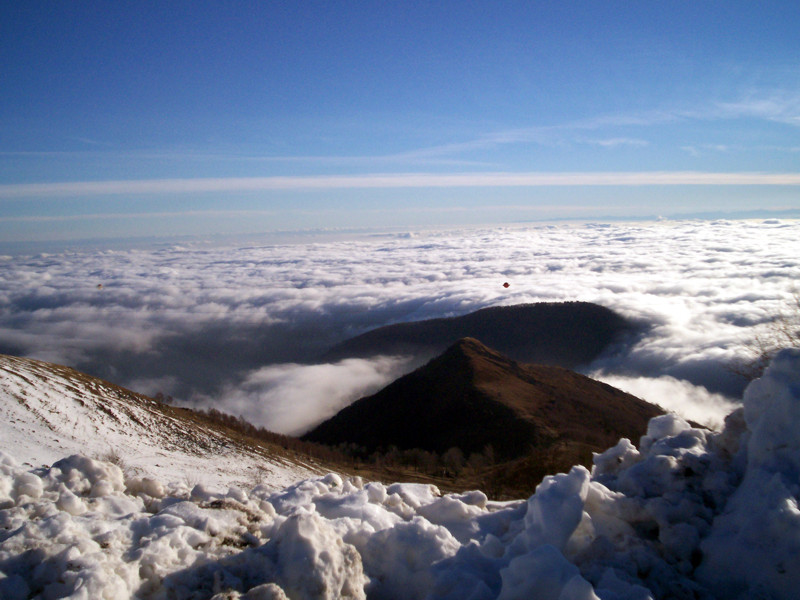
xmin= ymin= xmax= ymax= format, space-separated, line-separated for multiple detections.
xmin=322 ymin=302 xmax=638 ymax=368
xmin=304 ymin=337 xmax=663 ymax=461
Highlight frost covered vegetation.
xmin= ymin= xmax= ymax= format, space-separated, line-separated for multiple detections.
xmin=737 ymin=292 xmax=800 ymax=379
xmin=3 ymin=350 xmax=800 ymax=599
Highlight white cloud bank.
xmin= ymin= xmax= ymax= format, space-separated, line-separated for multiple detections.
xmin=0 ymin=218 xmax=797 ymax=431
xmin=204 ymin=356 xmax=418 ymax=436
xmin=591 ymin=373 xmax=739 ymax=430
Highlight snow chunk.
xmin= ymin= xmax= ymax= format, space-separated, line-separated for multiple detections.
xmin=363 ymin=516 xmax=460 ymax=599
xmin=698 ymin=348 xmax=800 ymax=599
xmin=12 ymin=472 xmax=42 ymax=502
xmin=55 ymin=483 xmax=86 ymax=515
xmin=269 ymin=512 xmax=366 ymax=600
xmin=523 ymin=466 xmax=591 ymax=552
xmin=126 ymin=476 xmax=166 ymax=499
xmin=742 ymin=348 xmax=800 ymax=476
xmin=639 ymin=413 xmax=692 ymax=453
xmin=417 ymin=493 xmax=487 ymax=543
xmin=592 ymin=438 xmax=641 ymax=480
xmin=0 ymin=573 xmax=30 ymax=600
xmin=48 ymin=454 xmax=125 ymax=496
xmin=498 ymin=544 xmax=599 ymax=600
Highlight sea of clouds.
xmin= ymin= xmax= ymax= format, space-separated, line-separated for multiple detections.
xmin=0 ymin=219 xmax=797 ymax=433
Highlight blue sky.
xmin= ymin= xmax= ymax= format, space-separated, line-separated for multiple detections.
xmin=1 ymin=1 xmax=799 ymax=242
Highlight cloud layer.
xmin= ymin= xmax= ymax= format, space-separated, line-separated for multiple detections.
xmin=2 ymin=171 xmax=800 ymax=199
xmin=1 ymin=219 xmax=797 ymax=432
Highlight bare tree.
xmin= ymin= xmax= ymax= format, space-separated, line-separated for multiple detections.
xmin=442 ymin=447 xmax=465 ymax=477
xmin=739 ymin=292 xmax=800 ymax=379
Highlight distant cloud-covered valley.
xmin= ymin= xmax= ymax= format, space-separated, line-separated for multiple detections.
xmin=1 ymin=219 xmax=796 ymax=433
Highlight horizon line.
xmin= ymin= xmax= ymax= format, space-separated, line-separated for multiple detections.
xmin=2 ymin=171 xmax=800 ymax=199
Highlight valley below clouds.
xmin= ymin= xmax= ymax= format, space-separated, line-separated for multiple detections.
xmin=1 ymin=218 xmax=796 ymax=433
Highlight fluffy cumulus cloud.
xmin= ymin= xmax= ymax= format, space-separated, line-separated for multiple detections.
xmin=0 ymin=219 xmax=797 ymax=432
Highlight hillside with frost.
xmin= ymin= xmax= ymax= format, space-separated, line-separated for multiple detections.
xmin=2 ymin=349 xmax=800 ymax=599
xmin=0 ymin=354 xmax=320 ymax=490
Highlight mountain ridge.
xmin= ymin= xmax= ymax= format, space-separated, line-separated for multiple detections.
xmin=322 ymin=301 xmax=640 ymax=367
xmin=305 ymin=337 xmax=664 ymax=464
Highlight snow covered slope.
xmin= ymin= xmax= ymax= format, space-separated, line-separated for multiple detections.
xmin=0 ymin=354 xmax=320 ymax=491
xmin=2 ymin=350 xmax=800 ymax=599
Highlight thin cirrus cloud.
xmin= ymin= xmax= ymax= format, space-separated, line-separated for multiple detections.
xmin=714 ymin=93 xmax=800 ymax=124
xmin=586 ymin=138 xmax=650 ymax=148
xmin=0 ymin=219 xmax=797 ymax=434
xmin=2 ymin=172 xmax=800 ymax=199
xmin=0 ymin=209 xmax=283 ymax=224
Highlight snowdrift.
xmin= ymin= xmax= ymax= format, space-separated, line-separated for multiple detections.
xmin=2 ymin=350 xmax=800 ymax=599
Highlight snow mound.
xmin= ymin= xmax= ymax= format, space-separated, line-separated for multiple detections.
xmin=2 ymin=350 xmax=800 ymax=599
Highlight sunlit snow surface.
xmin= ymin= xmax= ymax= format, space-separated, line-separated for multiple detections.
xmin=0 ymin=354 xmax=319 ymax=491
xmin=2 ymin=350 xmax=800 ymax=599
xmin=1 ymin=219 xmax=797 ymax=432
